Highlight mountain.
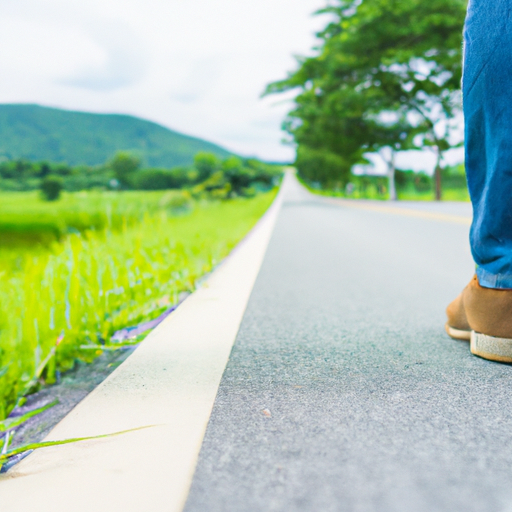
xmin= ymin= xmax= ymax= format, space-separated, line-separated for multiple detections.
xmin=0 ymin=104 xmax=231 ymax=168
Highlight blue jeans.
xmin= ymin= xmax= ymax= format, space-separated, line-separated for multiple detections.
xmin=462 ymin=0 xmax=512 ymax=288
xmin=464 ymin=0 xmax=512 ymax=288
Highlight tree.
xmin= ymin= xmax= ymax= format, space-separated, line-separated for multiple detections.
xmin=131 ymin=167 xmax=197 ymax=190
xmin=244 ymin=159 xmax=283 ymax=188
xmin=296 ymin=146 xmax=351 ymax=189
xmin=194 ymin=152 xmax=220 ymax=181
xmin=38 ymin=162 xmax=51 ymax=178
xmin=109 ymin=152 xmax=141 ymax=188
xmin=221 ymin=156 xmax=253 ymax=195
xmin=40 ymin=175 xmax=63 ymax=201
xmin=267 ymin=78 xmax=376 ymax=186
xmin=362 ymin=115 xmax=421 ymax=200
xmin=265 ymin=0 xmax=466 ymax=200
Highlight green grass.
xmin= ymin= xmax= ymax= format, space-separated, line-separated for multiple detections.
xmin=323 ymin=187 xmax=470 ymax=202
xmin=0 ymin=189 xmax=191 ymax=248
xmin=396 ymin=187 xmax=470 ymax=202
xmin=439 ymin=188 xmax=470 ymax=202
xmin=0 ymin=189 xmax=276 ymax=420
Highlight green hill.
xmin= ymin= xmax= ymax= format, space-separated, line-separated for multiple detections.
xmin=0 ymin=104 xmax=231 ymax=167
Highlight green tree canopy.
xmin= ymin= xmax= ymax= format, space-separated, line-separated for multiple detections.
xmin=109 ymin=152 xmax=141 ymax=188
xmin=40 ymin=175 xmax=63 ymax=201
xmin=265 ymin=0 xmax=466 ymax=198
xmin=296 ymin=146 xmax=351 ymax=189
xmin=194 ymin=152 xmax=220 ymax=181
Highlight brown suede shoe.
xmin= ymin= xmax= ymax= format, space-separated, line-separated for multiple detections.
xmin=446 ymin=275 xmax=512 ymax=363
xmin=445 ymin=291 xmax=471 ymax=341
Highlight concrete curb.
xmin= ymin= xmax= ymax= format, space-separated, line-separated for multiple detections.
xmin=0 ymin=187 xmax=284 ymax=512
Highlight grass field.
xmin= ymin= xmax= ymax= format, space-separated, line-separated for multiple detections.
xmin=0 ymin=190 xmax=189 ymax=248
xmin=0 ymin=189 xmax=277 ymax=421
xmin=396 ymin=188 xmax=470 ymax=202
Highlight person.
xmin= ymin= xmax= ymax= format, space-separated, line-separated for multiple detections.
xmin=445 ymin=0 xmax=512 ymax=363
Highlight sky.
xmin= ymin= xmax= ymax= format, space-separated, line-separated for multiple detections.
xmin=0 ymin=0 xmax=464 ymax=169
xmin=0 ymin=0 xmax=333 ymax=163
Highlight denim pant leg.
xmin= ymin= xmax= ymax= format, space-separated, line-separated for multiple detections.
xmin=464 ymin=0 xmax=512 ymax=289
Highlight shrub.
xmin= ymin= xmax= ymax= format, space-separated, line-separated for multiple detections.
xmin=193 ymin=171 xmax=231 ymax=199
xmin=132 ymin=167 xmax=197 ymax=190
xmin=240 ymin=187 xmax=256 ymax=198
xmin=158 ymin=190 xmax=192 ymax=212
xmin=40 ymin=175 xmax=63 ymax=201
xmin=221 ymin=158 xmax=253 ymax=196
xmin=109 ymin=152 xmax=141 ymax=188
xmin=194 ymin=152 xmax=220 ymax=181
xmin=132 ymin=169 xmax=174 ymax=190
xmin=168 ymin=167 xmax=198 ymax=188
xmin=414 ymin=173 xmax=432 ymax=193
xmin=244 ymin=159 xmax=282 ymax=188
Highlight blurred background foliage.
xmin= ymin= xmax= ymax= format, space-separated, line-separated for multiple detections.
xmin=0 ymin=150 xmax=281 ymax=197
xmin=304 ymin=163 xmax=469 ymax=201
xmin=265 ymin=0 xmax=467 ymax=200
xmin=0 ymin=150 xmax=282 ymax=247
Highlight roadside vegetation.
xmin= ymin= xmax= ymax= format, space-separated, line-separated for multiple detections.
xmin=304 ymin=164 xmax=469 ymax=201
xmin=0 ymin=152 xmax=281 ymax=423
xmin=265 ymin=0 xmax=467 ymax=201
xmin=0 ymin=150 xmax=279 ymax=196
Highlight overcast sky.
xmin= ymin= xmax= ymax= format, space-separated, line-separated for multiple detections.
xmin=0 ymin=0 xmax=334 ymax=162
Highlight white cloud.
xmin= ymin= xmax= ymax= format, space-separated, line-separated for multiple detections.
xmin=0 ymin=0 xmax=328 ymax=161
xmin=59 ymin=20 xmax=148 ymax=91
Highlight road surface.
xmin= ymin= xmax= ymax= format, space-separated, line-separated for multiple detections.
xmin=184 ymin=175 xmax=512 ymax=512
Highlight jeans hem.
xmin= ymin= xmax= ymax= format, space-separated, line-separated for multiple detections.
xmin=476 ymin=267 xmax=512 ymax=289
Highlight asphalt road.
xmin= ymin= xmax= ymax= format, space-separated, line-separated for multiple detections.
xmin=184 ymin=175 xmax=512 ymax=512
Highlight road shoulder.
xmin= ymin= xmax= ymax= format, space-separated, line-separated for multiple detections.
xmin=0 ymin=187 xmax=284 ymax=512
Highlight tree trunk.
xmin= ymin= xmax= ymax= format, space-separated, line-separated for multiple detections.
xmin=434 ymin=149 xmax=442 ymax=201
xmin=387 ymin=151 xmax=397 ymax=201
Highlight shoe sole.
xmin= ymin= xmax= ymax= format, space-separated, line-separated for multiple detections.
xmin=445 ymin=323 xmax=471 ymax=341
xmin=470 ymin=331 xmax=512 ymax=363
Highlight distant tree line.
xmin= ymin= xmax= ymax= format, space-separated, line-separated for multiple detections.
xmin=309 ymin=164 xmax=467 ymax=199
xmin=0 ymin=152 xmax=282 ymax=201
xmin=265 ymin=0 xmax=466 ymax=200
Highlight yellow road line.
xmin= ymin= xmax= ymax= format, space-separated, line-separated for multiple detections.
xmin=324 ymin=197 xmax=472 ymax=226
